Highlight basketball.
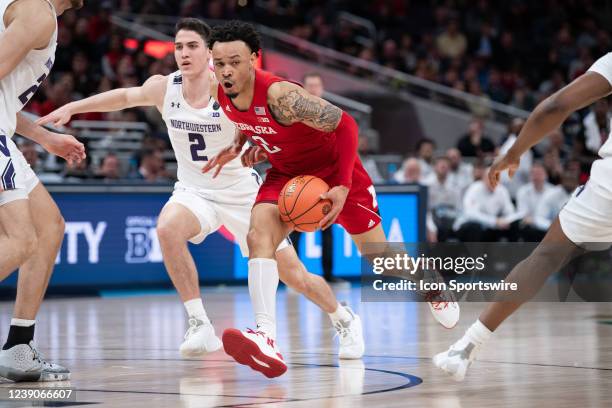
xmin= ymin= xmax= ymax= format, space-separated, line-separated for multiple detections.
xmin=279 ymin=175 xmax=332 ymax=232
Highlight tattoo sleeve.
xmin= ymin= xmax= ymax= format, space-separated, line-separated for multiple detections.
xmin=269 ymin=89 xmax=342 ymax=132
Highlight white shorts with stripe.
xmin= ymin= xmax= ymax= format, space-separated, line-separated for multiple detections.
xmin=0 ymin=134 xmax=39 ymax=206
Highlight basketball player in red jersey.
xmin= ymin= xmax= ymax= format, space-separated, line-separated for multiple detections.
xmin=203 ymin=21 xmax=459 ymax=378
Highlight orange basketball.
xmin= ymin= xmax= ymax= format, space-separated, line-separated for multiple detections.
xmin=279 ymin=175 xmax=332 ymax=232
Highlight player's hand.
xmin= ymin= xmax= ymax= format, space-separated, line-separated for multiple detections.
xmin=202 ymin=143 xmax=242 ymax=178
xmin=36 ymin=105 xmax=74 ymax=128
xmin=241 ymin=145 xmax=267 ymax=167
xmin=488 ymin=152 xmax=520 ymax=189
xmin=318 ymin=185 xmax=349 ymax=230
xmin=41 ymin=132 xmax=86 ymax=166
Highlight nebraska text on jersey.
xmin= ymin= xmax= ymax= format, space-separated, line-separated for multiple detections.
xmin=235 ymin=122 xmax=278 ymax=135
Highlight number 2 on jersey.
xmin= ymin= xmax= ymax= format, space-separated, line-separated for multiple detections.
xmin=189 ymin=133 xmax=208 ymax=161
xmin=18 ymin=73 xmax=47 ymax=106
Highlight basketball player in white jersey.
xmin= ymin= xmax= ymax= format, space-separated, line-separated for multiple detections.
xmin=434 ymin=52 xmax=612 ymax=381
xmin=0 ymin=0 xmax=86 ymax=382
xmin=39 ymin=18 xmax=365 ymax=360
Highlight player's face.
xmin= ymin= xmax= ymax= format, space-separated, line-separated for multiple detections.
xmin=212 ymin=41 xmax=257 ymax=99
xmin=175 ymin=30 xmax=209 ymax=77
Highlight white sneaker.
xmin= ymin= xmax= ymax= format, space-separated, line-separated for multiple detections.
xmin=334 ymin=305 xmax=365 ymax=359
xmin=0 ymin=342 xmax=70 ymax=382
xmin=222 ymin=328 xmax=287 ymax=378
xmin=425 ymin=291 xmax=460 ymax=329
xmin=179 ymin=318 xmax=222 ymax=358
xmin=433 ymin=338 xmax=479 ymax=381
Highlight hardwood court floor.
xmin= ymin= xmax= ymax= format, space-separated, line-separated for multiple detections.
xmin=1 ymin=286 xmax=612 ymax=407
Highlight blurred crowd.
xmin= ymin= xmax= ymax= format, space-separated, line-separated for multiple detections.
xmin=381 ymin=112 xmax=599 ymax=243
xmin=18 ymin=0 xmax=612 ymax=227
xmin=109 ymin=0 xmax=612 ymax=112
xmin=278 ymin=0 xmax=611 ymax=112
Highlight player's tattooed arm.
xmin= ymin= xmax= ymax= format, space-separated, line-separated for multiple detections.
xmin=267 ymin=82 xmax=342 ymax=132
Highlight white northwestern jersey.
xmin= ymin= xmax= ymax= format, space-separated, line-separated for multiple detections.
xmin=0 ymin=0 xmax=57 ymax=136
xmin=162 ymin=72 xmax=252 ymax=190
xmin=586 ymin=53 xmax=612 ymax=194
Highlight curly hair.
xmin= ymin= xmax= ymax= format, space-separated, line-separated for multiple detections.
xmin=209 ymin=20 xmax=261 ymax=56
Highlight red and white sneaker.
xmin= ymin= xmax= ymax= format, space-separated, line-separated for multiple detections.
xmin=425 ymin=290 xmax=460 ymax=329
xmin=222 ymin=328 xmax=287 ymax=378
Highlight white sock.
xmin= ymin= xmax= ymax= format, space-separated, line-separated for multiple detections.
xmin=248 ymin=258 xmax=279 ymax=339
xmin=464 ymin=319 xmax=493 ymax=347
xmin=11 ymin=318 xmax=35 ymax=327
xmin=184 ymin=298 xmax=210 ymax=323
xmin=328 ymin=303 xmax=352 ymax=325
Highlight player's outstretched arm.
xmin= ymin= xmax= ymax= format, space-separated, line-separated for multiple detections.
xmin=202 ymin=128 xmax=248 ymax=178
xmin=489 ymin=71 xmax=612 ymax=188
xmin=36 ymin=75 xmax=167 ymax=128
xmin=268 ymin=81 xmax=360 ymax=229
xmin=16 ymin=113 xmax=85 ymax=166
xmin=0 ymin=0 xmax=55 ymax=81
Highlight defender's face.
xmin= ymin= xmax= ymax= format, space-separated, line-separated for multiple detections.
xmin=175 ymin=30 xmax=209 ymax=77
xmin=212 ymin=41 xmax=256 ymax=99
xmin=70 ymin=0 xmax=84 ymax=9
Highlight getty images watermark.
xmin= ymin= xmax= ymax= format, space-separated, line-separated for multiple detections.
xmin=360 ymin=242 xmax=612 ymax=302
xmin=370 ymin=252 xmax=516 ymax=293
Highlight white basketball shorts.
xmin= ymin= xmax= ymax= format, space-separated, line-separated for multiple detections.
xmin=559 ymin=176 xmax=612 ymax=249
xmin=0 ymin=133 xmax=39 ymax=206
xmin=165 ymin=173 xmax=291 ymax=256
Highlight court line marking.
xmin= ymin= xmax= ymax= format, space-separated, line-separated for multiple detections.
xmin=74 ymin=389 xmax=287 ymax=401
xmin=33 ymin=350 xmax=612 ymax=372
xmin=59 ymin=362 xmax=422 ymax=406
xmin=291 ymin=351 xmax=612 ymax=372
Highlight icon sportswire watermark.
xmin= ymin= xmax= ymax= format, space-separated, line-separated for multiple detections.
xmin=359 ymin=242 xmax=612 ymax=302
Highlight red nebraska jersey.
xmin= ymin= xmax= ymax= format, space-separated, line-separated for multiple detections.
xmin=216 ymin=69 xmax=381 ymax=234
xmin=217 ymin=69 xmax=356 ymax=183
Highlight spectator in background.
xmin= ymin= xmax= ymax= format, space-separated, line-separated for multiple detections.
xmin=454 ymin=168 xmax=519 ymax=242
xmin=63 ymin=153 xmax=93 ymax=182
xmin=533 ymin=170 xmax=579 ymax=233
xmin=471 ymin=158 xmax=487 ymax=181
xmin=436 ymin=18 xmax=468 ymax=59
xmin=71 ymin=52 xmax=97 ymax=99
xmin=516 ymin=162 xmax=553 ymax=241
xmin=446 ymin=147 xmax=473 ymax=192
xmin=427 ymin=156 xmax=462 ymax=242
xmin=548 ymin=128 xmax=571 ymax=162
xmin=583 ymin=98 xmax=611 ymax=154
xmin=358 ymin=134 xmax=384 ymax=184
xmin=415 ymin=138 xmax=436 ymax=183
xmin=96 ymin=152 xmax=122 ymax=181
xmin=133 ymin=149 xmax=170 ymax=183
xmin=457 ymin=117 xmax=495 ymax=158
xmin=101 ymin=33 xmax=126 ymax=82
xmin=543 ymin=148 xmax=563 ymax=185
xmin=17 ymin=139 xmax=64 ymax=183
xmin=395 ymin=157 xmax=423 ymax=184
xmin=499 ymin=118 xmax=531 ymax=198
